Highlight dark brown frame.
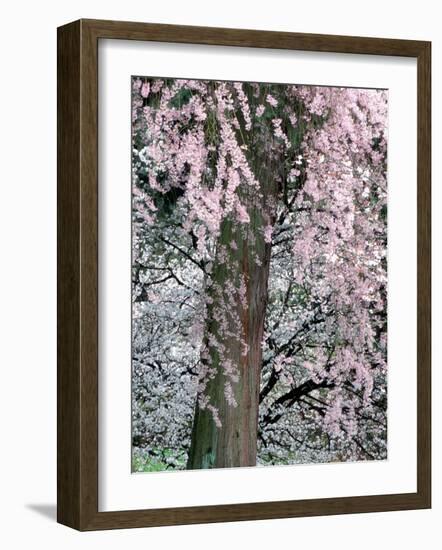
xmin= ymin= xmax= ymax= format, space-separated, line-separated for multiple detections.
xmin=57 ymin=18 xmax=431 ymax=531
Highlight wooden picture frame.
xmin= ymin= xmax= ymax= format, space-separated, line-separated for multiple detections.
xmin=57 ymin=18 xmax=431 ymax=530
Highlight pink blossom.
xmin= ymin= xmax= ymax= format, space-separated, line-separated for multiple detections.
xmin=266 ymin=94 xmax=278 ymax=108
xmin=140 ymin=81 xmax=150 ymax=98
xmin=236 ymin=203 xmax=250 ymax=224
xmin=263 ymin=224 xmax=273 ymax=243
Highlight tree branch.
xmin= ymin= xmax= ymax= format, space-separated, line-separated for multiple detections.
xmin=159 ymin=236 xmax=206 ymax=273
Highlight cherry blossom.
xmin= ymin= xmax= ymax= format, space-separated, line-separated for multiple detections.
xmin=131 ymin=77 xmax=388 ymax=470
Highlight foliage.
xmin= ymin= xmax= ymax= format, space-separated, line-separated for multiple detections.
xmin=131 ymin=76 xmax=388 ymax=469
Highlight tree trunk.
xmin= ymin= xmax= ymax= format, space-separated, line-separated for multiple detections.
xmin=187 ymin=82 xmax=281 ymax=469
xmin=187 ymin=203 xmax=274 ymax=469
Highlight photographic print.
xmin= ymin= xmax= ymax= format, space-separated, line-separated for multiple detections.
xmin=131 ymin=77 xmax=388 ymax=473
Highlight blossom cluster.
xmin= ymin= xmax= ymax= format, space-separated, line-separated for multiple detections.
xmin=131 ymin=76 xmax=388 ymax=468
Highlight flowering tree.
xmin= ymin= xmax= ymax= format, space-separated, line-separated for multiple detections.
xmin=131 ymin=77 xmax=388 ymax=471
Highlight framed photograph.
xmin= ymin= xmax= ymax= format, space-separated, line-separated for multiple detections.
xmin=57 ymin=19 xmax=431 ymax=530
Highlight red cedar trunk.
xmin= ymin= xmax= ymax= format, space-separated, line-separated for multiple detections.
xmin=187 ymin=82 xmax=279 ymax=469
xmin=187 ymin=209 xmax=273 ymax=469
